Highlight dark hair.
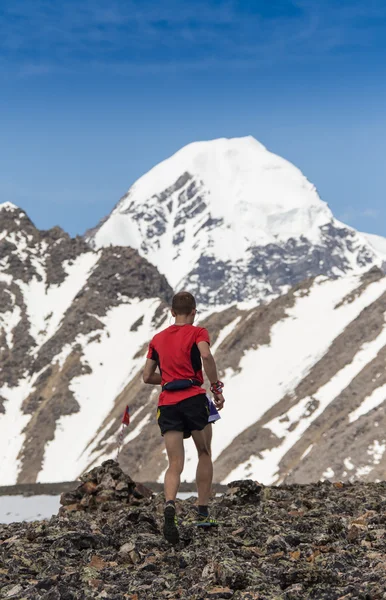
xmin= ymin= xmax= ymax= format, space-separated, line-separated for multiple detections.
xmin=172 ymin=291 xmax=196 ymax=316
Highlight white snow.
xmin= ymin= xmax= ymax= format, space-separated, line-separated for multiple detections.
xmin=344 ymin=457 xmax=355 ymax=471
xmin=18 ymin=252 xmax=100 ymax=347
xmin=0 ymin=304 xmax=21 ymax=348
xmin=322 ymin=468 xmax=334 ymax=479
xmin=0 ymin=495 xmax=61 ymax=524
xmin=355 ymin=466 xmax=373 ymax=477
xmin=367 ymin=440 xmax=386 ymax=465
xmin=0 ymin=202 xmax=18 ymax=213
xmin=38 ymin=298 xmax=161 ymax=482
xmin=0 ymin=380 xmax=34 ymax=484
xmin=362 ymin=232 xmax=386 ymax=261
xmin=3 ymin=268 xmax=386 ymax=486
xmin=2 ymin=175 xmax=386 ymax=487
xmin=300 ymin=444 xmax=313 ymax=460
xmin=351 ymin=439 xmax=385 ymax=480
xmin=97 ymin=136 xmax=330 ymax=242
xmin=0 ymin=271 xmax=12 ymax=285
xmin=348 ymin=383 xmax=386 ymax=423
xmin=211 ymin=316 xmax=242 ymax=354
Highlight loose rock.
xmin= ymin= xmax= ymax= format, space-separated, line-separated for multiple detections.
xmin=2 ymin=463 xmax=386 ymax=598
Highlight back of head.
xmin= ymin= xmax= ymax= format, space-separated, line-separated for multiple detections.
xmin=172 ymin=291 xmax=196 ymax=316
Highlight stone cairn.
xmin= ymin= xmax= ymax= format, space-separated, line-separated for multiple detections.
xmin=60 ymin=459 xmax=154 ymax=513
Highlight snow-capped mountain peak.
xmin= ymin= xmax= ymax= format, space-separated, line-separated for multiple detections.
xmin=88 ymin=136 xmax=384 ymax=305
xmin=120 ymin=135 xmax=331 ymax=243
xmin=91 ymin=136 xmax=332 ymax=252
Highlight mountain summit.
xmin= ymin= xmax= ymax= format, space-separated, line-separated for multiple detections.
xmin=88 ymin=136 xmax=383 ymax=304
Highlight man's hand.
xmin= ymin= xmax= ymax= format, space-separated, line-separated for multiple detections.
xmin=213 ymin=393 xmax=225 ymax=411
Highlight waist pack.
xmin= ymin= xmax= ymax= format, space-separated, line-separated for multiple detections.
xmin=162 ymin=378 xmax=201 ymax=392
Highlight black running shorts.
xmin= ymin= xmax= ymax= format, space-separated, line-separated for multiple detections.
xmin=157 ymin=394 xmax=210 ymax=439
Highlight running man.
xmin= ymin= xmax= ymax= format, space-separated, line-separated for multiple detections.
xmin=142 ymin=291 xmax=225 ymax=544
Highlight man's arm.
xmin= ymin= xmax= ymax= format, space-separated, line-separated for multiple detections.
xmin=197 ymin=341 xmax=218 ymax=383
xmin=197 ymin=341 xmax=225 ymax=410
xmin=142 ymin=358 xmax=162 ymax=385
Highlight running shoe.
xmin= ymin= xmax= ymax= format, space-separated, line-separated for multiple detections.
xmin=194 ymin=514 xmax=219 ymax=528
xmin=163 ymin=504 xmax=180 ymax=544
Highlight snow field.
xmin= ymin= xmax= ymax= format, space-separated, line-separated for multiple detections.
xmin=38 ymin=298 xmax=161 ymax=482
xmin=0 ymin=381 xmax=35 ymax=484
xmin=0 ymin=495 xmax=61 ymax=524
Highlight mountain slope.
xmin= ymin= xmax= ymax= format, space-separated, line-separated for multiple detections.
xmin=0 ymin=203 xmax=173 ymax=485
xmin=104 ymin=267 xmax=386 ymax=486
xmin=88 ymin=137 xmax=384 ymax=305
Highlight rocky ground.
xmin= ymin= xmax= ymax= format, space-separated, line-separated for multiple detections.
xmin=2 ymin=461 xmax=386 ymax=599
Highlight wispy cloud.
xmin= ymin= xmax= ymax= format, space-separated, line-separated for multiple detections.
xmin=1 ymin=0 xmax=386 ymax=76
xmin=339 ymin=207 xmax=381 ymax=222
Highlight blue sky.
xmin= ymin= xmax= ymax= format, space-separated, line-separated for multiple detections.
xmin=1 ymin=0 xmax=386 ymax=236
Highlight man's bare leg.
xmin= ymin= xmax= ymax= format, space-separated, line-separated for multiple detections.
xmin=164 ymin=430 xmax=185 ymax=502
xmin=162 ymin=431 xmax=184 ymax=545
xmin=192 ymin=424 xmax=213 ymax=507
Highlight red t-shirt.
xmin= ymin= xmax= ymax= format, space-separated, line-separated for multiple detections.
xmin=147 ymin=324 xmax=210 ymax=406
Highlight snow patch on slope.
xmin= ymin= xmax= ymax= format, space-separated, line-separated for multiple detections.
xmin=211 ymin=316 xmax=242 ymax=354
xmin=38 ymin=298 xmax=160 ymax=482
xmin=18 ymin=252 xmax=100 ymax=347
xmin=0 ymin=305 xmax=22 ymax=348
xmin=349 ymin=383 xmax=386 ymax=423
xmin=0 ymin=380 xmax=34 ymax=485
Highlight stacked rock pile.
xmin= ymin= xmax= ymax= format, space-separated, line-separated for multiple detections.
xmin=60 ymin=460 xmax=154 ymax=513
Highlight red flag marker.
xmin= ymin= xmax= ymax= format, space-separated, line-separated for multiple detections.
xmin=121 ymin=405 xmax=130 ymax=426
xmin=116 ymin=405 xmax=130 ymax=459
